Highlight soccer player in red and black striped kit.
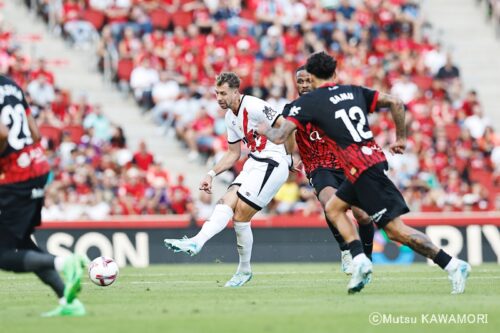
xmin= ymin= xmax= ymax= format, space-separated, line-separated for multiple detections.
xmin=282 ymin=66 xmax=375 ymax=275
xmin=260 ymin=52 xmax=471 ymax=295
xmin=0 ymin=75 xmax=87 ymax=316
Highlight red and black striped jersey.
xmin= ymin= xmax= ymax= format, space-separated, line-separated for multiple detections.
xmin=0 ymin=75 xmax=50 ymax=185
xmin=283 ymin=103 xmax=341 ymax=176
xmin=286 ymin=83 xmax=385 ymax=183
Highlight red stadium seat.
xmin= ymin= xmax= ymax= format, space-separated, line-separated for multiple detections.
xmin=117 ymin=58 xmax=134 ymax=82
xmin=171 ymin=11 xmax=193 ymax=29
xmin=39 ymin=125 xmax=62 ymax=147
xmin=149 ymin=8 xmax=171 ymax=30
xmin=62 ymin=125 xmax=85 ymax=143
xmin=81 ymin=9 xmax=106 ymax=31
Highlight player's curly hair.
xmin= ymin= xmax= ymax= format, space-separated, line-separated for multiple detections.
xmin=305 ymin=51 xmax=337 ymax=80
xmin=216 ymin=72 xmax=240 ymax=89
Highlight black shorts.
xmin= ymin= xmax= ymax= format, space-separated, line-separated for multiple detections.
xmin=0 ymin=173 xmax=48 ymax=243
xmin=308 ymin=168 xmax=346 ymax=195
xmin=335 ymin=162 xmax=409 ymax=228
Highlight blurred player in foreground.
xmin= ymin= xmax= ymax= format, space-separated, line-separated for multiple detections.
xmin=0 ymin=75 xmax=87 ymax=316
xmin=164 ymin=72 xmax=295 ymax=287
xmin=260 ymin=52 xmax=471 ymax=294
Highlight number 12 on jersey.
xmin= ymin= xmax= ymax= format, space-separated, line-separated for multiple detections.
xmin=334 ymin=106 xmax=373 ymax=142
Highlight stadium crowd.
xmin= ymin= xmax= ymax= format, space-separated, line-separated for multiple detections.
xmin=19 ymin=0 xmax=500 ymax=215
xmin=0 ymin=16 xmax=194 ymax=220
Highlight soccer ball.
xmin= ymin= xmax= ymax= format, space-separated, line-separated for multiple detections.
xmin=88 ymin=256 xmax=119 ymax=286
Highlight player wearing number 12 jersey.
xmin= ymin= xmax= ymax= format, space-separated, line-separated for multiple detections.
xmin=281 ymin=66 xmax=374 ymax=275
xmin=0 ymin=75 xmax=87 ymax=316
xmin=261 ymin=52 xmax=471 ymax=295
xmin=164 ymin=72 xmax=292 ymax=287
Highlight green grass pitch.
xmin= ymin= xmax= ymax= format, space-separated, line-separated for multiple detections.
xmin=1 ymin=263 xmax=499 ymax=333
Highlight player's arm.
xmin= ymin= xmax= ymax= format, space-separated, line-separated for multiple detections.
xmin=273 ymin=115 xmax=296 ymax=153
xmin=258 ymin=118 xmax=297 ymax=145
xmin=199 ymin=141 xmax=241 ymax=194
xmin=375 ymin=92 xmax=406 ymax=154
xmin=0 ymin=122 xmax=8 ymax=153
xmin=26 ymin=113 xmax=41 ymax=142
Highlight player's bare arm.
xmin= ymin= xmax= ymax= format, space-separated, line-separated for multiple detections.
xmin=199 ymin=141 xmax=241 ymax=194
xmin=0 ymin=122 xmax=8 ymax=153
xmin=258 ymin=118 xmax=297 ymax=145
xmin=376 ymin=92 xmax=406 ymax=154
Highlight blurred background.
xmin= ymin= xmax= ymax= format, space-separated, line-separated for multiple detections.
xmin=1 ymin=0 xmax=499 ymax=266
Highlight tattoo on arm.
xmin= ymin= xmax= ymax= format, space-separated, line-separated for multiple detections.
xmin=406 ymin=232 xmax=439 ymax=259
xmin=264 ymin=120 xmax=297 ymax=144
xmin=376 ymin=93 xmax=406 ymax=139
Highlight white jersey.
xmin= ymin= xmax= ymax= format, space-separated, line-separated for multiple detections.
xmin=225 ymin=94 xmax=287 ymax=160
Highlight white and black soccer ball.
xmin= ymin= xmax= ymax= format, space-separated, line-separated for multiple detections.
xmin=88 ymin=256 xmax=119 ymax=287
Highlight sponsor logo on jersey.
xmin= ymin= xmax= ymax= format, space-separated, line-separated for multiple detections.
xmin=262 ymin=106 xmax=277 ymax=120
xmin=361 ymin=146 xmax=373 ymax=155
xmin=309 ymin=131 xmax=323 ymax=141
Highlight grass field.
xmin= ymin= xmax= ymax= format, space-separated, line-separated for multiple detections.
xmin=0 ymin=263 xmax=499 ymax=333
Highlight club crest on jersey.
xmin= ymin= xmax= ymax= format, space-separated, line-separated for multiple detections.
xmin=289 ymin=106 xmax=301 ymax=116
xmin=262 ymin=106 xmax=277 ymax=120
xmin=329 ymin=92 xmax=354 ymax=105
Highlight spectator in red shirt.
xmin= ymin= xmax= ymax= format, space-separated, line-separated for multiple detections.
xmin=132 ymin=140 xmax=154 ymax=170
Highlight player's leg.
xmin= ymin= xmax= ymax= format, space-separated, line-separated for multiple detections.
xmin=224 ymin=199 xmax=259 ymax=287
xmin=383 ymin=218 xmax=471 ymax=294
xmin=351 ymin=207 xmax=374 ymax=260
xmin=164 ymin=185 xmax=239 ymax=255
xmin=316 ymin=186 xmax=353 ymax=274
xmin=225 ymin=156 xmax=289 ymax=287
xmin=324 ymin=194 xmax=373 ymax=294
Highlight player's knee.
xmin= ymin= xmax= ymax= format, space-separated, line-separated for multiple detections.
xmin=0 ymin=251 xmax=24 ymax=272
xmin=324 ymin=197 xmax=347 ymax=221
xmin=384 ymin=224 xmax=403 ymax=243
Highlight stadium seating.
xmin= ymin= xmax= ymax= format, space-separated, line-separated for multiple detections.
xmin=21 ymin=0 xmax=500 ymax=214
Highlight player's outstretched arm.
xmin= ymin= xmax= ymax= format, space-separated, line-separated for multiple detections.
xmin=376 ymin=92 xmax=406 ymax=154
xmin=258 ymin=118 xmax=297 ymax=145
xmin=199 ymin=141 xmax=241 ymax=194
xmin=0 ymin=122 xmax=8 ymax=153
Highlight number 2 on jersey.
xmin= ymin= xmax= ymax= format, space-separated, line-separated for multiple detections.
xmin=1 ymin=104 xmax=33 ymax=150
xmin=334 ymin=106 xmax=373 ymax=142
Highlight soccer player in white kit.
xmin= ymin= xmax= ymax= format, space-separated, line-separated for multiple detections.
xmin=164 ymin=72 xmax=293 ymax=287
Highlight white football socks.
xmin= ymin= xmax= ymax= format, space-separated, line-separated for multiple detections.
xmin=54 ymin=256 xmax=65 ymax=272
xmin=234 ymin=222 xmax=253 ymax=274
xmin=191 ymin=204 xmax=234 ymax=248
xmin=444 ymin=257 xmax=460 ymax=273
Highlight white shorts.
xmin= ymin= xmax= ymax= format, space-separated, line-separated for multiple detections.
xmin=231 ymin=154 xmax=290 ymax=210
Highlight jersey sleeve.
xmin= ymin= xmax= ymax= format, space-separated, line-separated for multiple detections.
xmin=257 ymin=101 xmax=281 ymax=128
xmin=225 ymin=114 xmax=241 ymax=144
xmin=360 ymin=86 xmax=379 ymax=113
xmin=21 ymin=91 xmax=31 ymax=116
xmin=283 ymin=99 xmax=312 ymax=131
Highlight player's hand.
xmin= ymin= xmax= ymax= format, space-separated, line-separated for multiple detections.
xmin=291 ymin=157 xmax=304 ymax=174
xmin=389 ymin=138 xmax=406 ymax=155
xmin=199 ymin=175 xmax=213 ymax=194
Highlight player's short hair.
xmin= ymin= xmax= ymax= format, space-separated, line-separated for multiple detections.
xmin=306 ymin=51 xmax=337 ymax=80
xmin=215 ymin=72 xmax=240 ymax=89
xmin=296 ymin=65 xmax=306 ymax=73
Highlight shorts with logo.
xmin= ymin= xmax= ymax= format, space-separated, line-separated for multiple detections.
xmin=308 ymin=168 xmax=346 ymax=195
xmin=231 ymin=154 xmax=290 ymax=210
xmin=0 ymin=173 xmax=48 ymax=248
xmin=335 ymin=162 xmax=409 ymax=228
